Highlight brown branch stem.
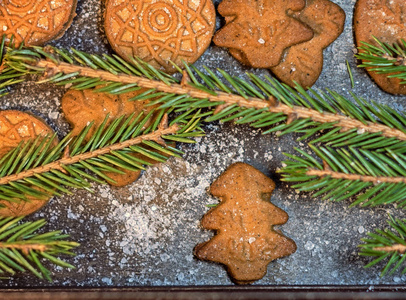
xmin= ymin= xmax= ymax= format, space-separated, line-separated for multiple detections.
xmin=0 ymin=242 xmax=48 ymax=254
xmin=382 ymin=54 xmax=406 ymax=66
xmin=36 ymin=60 xmax=406 ymax=141
xmin=306 ymin=169 xmax=406 ymax=184
xmin=373 ymin=244 xmax=406 ymax=254
xmin=0 ymin=124 xmax=179 ymax=185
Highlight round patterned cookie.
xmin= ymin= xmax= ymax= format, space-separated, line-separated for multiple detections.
xmin=104 ymin=0 xmax=216 ymax=73
xmin=0 ymin=110 xmax=57 ymax=216
xmin=0 ymin=0 xmax=77 ymax=46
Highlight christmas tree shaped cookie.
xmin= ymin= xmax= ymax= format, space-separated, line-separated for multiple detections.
xmin=195 ymin=162 xmax=296 ymax=284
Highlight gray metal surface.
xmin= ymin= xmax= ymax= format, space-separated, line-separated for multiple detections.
xmin=1 ymin=0 xmax=405 ymax=288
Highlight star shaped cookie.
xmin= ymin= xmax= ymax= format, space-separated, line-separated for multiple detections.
xmin=214 ymin=0 xmax=345 ymax=89
xmin=213 ymin=0 xmax=314 ymax=68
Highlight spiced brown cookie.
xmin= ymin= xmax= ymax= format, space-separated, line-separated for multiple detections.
xmin=62 ymin=89 xmax=168 ymax=187
xmin=354 ymin=0 xmax=406 ymax=94
xmin=271 ymin=0 xmax=345 ymax=88
xmin=0 ymin=110 xmax=57 ymax=216
xmin=0 ymin=0 xmax=77 ymax=46
xmin=104 ymin=0 xmax=216 ymax=73
xmin=213 ymin=0 xmax=314 ymax=68
xmin=194 ymin=163 xmax=296 ymax=284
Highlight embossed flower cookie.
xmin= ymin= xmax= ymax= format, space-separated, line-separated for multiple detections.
xmin=104 ymin=0 xmax=216 ymax=73
xmin=354 ymin=0 xmax=406 ymax=94
xmin=214 ymin=0 xmax=345 ymax=88
xmin=0 ymin=110 xmax=57 ymax=216
xmin=0 ymin=0 xmax=77 ymax=46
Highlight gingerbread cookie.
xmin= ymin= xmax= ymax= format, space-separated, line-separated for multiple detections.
xmin=0 ymin=0 xmax=77 ymax=46
xmin=62 ymin=89 xmax=166 ymax=187
xmin=104 ymin=0 xmax=216 ymax=73
xmin=354 ymin=0 xmax=406 ymax=94
xmin=194 ymin=163 xmax=296 ymax=284
xmin=213 ymin=0 xmax=314 ymax=68
xmin=271 ymin=0 xmax=345 ymax=88
xmin=0 ymin=110 xmax=57 ymax=216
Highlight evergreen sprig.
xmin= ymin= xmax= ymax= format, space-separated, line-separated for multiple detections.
xmin=279 ymin=146 xmax=406 ymax=207
xmin=0 ymin=110 xmax=203 ymax=202
xmin=360 ymin=215 xmax=406 ymax=277
xmin=356 ymin=37 xmax=406 ymax=83
xmin=0 ymin=216 xmax=78 ymax=282
xmin=4 ymin=43 xmax=406 ymax=153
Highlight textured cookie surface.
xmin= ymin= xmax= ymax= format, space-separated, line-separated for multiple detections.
xmin=195 ymin=162 xmax=296 ymax=284
xmin=271 ymin=0 xmax=345 ymax=88
xmin=213 ymin=0 xmax=314 ymax=68
xmin=354 ymin=0 xmax=406 ymax=94
xmin=0 ymin=110 xmax=56 ymax=216
xmin=62 ymin=89 xmax=164 ymax=187
xmin=0 ymin=0 xmax=77 ymax=46
xmin=104 ymin=0 xmax=216 ymax=73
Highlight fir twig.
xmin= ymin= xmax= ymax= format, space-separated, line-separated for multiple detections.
xmin=356 ymin=36 xmax=406 ymax=83
xmin=346 ymin=60 xmax=355 ymax=89
xmin=0 ymin=111 xmax=203 ymax=202
xmin=4 ymin=45 xmax=406 ymax=152
xmin=0 ymin=216 xmax=78 ymax=282
xmin=279 ymin=146 xmax=406 ymax=207
xmin=279 ymin=145 xmax=406 ymax=207
xmin=360 ymin=215 xmax=406 ymax=277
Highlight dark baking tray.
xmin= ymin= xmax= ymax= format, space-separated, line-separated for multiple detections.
xmin=2 ymin=286 xmax=406 ymax=300
xmin=1 ymin=0 xmax=406 ymax=294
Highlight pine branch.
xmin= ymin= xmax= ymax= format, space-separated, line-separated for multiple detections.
xmin=356 ymin=36 xmax=406 ymax=83
xmin=359 ymin=215 xmax=406 ymax=277
xmin=0 ymin=122 xmax=179 ymax=186
xmin=279 ymin=146 xmax=406 ymax=207
xmin=0 ymin=215 xmax=78 ymax=282
xmin=4 ymin=45 xmax=406 ymax=153
xmin=0 ymin=111 xmax=203 ymax=202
